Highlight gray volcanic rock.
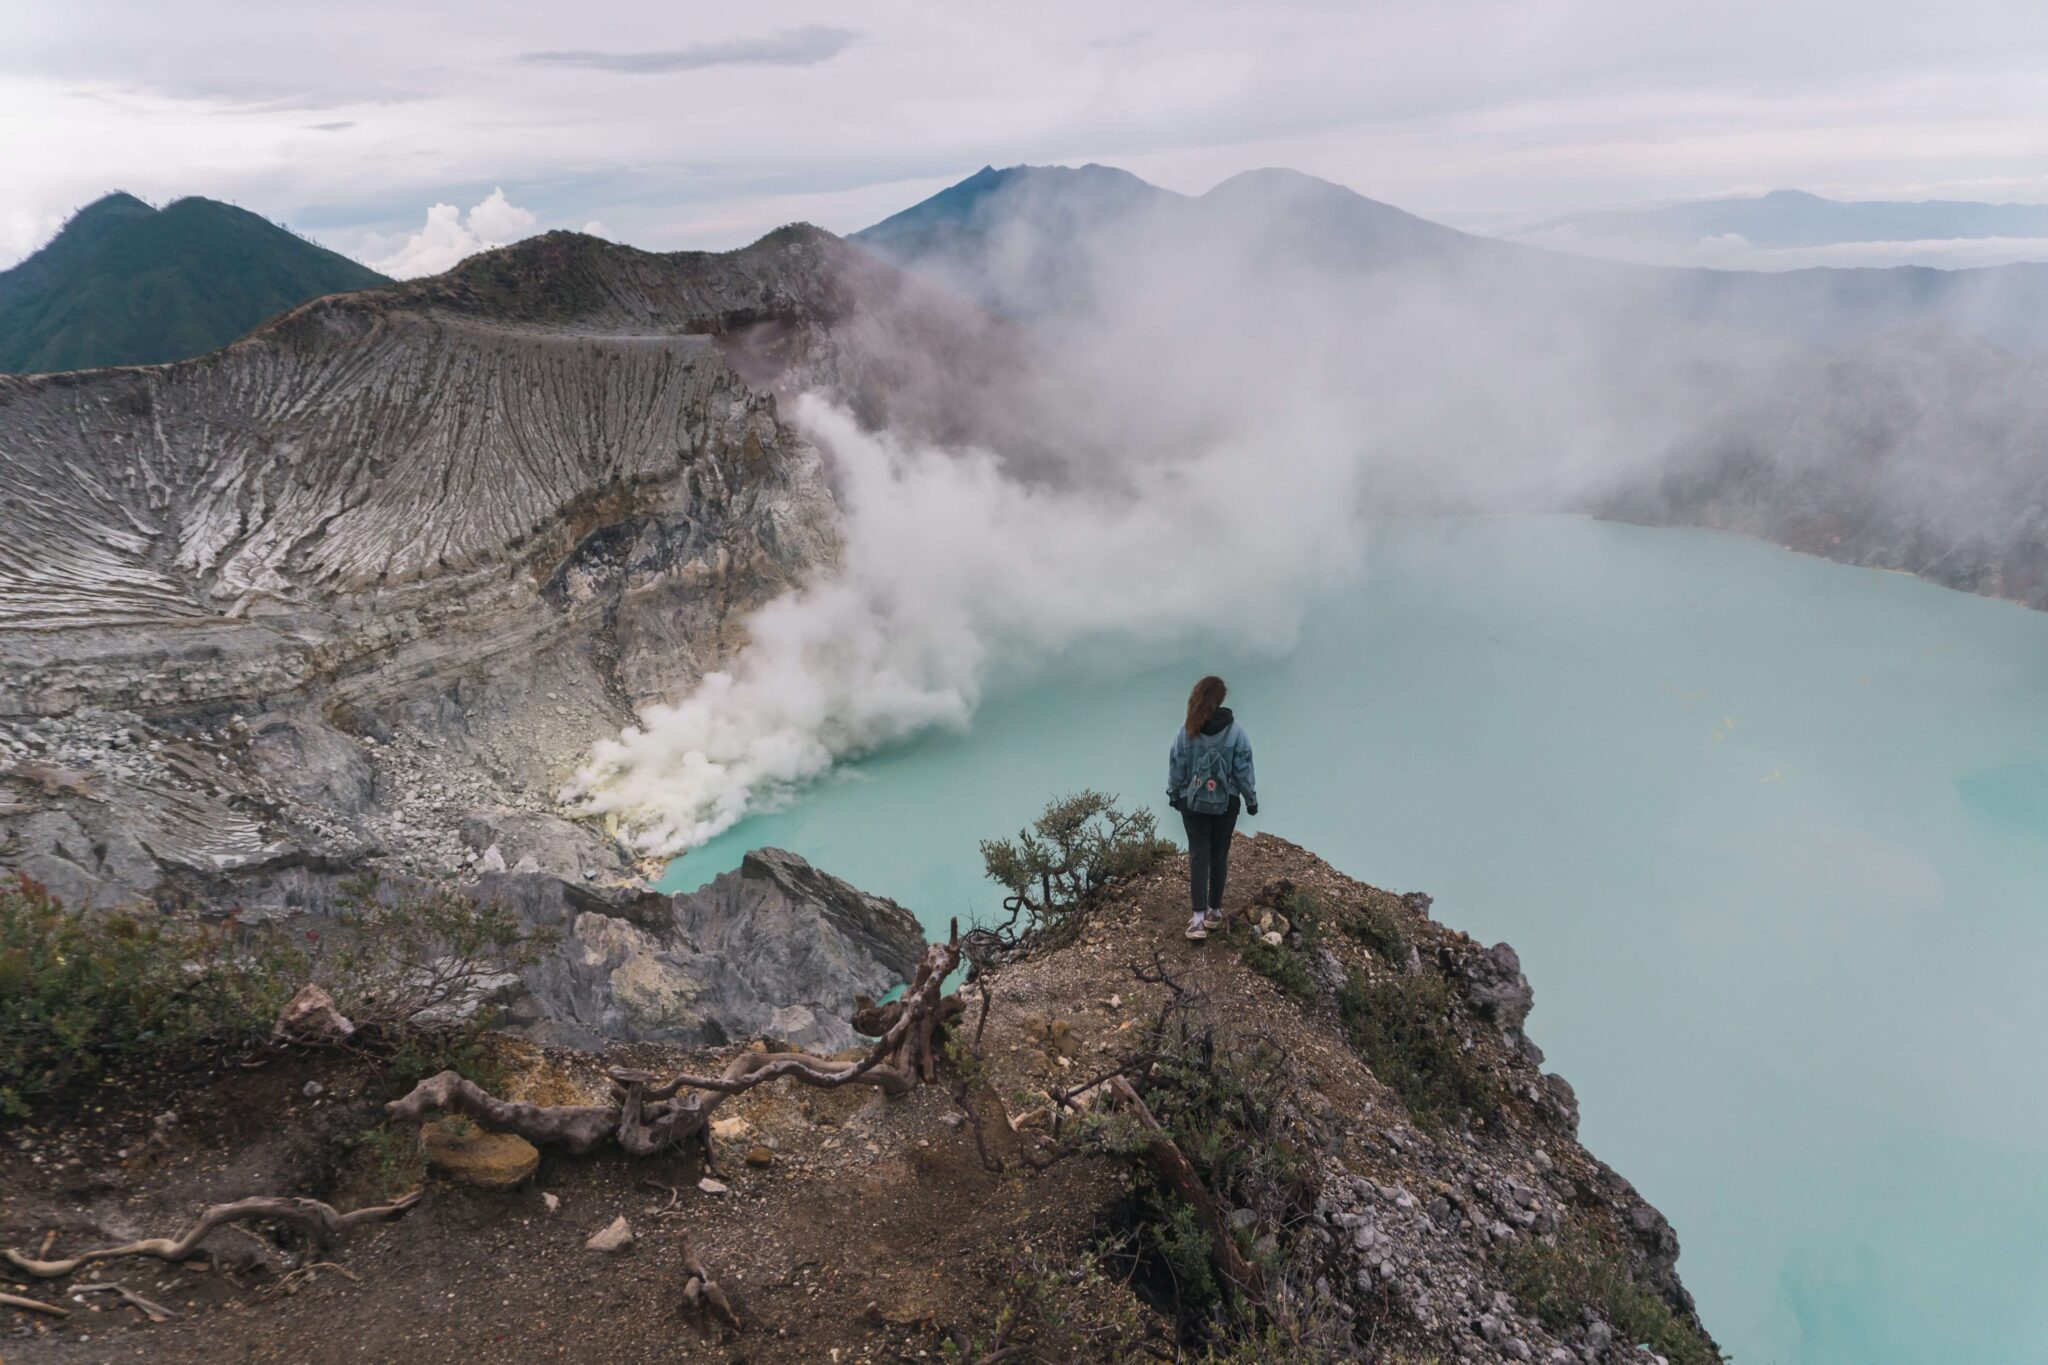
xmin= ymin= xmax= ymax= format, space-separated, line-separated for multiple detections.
xmin=490 ymin=849 xmax=926 ymax=1051
xmin=458 ymin=806 xmax=625 ymax=882
xmin=0 ymin=224 xmax=1002 ymax=908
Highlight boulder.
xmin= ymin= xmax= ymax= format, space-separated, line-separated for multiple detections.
xmin=273 ymin=983 xmax=355 ymax=1044
xmin=422 ymin=1119 xmax=540 ymax=1188
xmin=497 ymin=850 xmax=926 ymax=1052
xmin=460 ymin=806 xmax=627 ymax=881
xmin=245 ymin=716 xmax=374 ymax=815
xmin=1463 ymin=942 xmax=1535 ymax=1031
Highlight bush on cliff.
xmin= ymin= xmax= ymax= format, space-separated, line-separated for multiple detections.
xmin=0 ymin=876 xmax=302 ymax=1117
xmin=0 ymin=873 xmax=558 ymax=1115
xmin=1336 ymin=967 xmax=1501 ymax=1129
xmin=1501 ymin=1219 xmax=1724 ymax=1365
xmin=977 ymin=790 xmax=1174 ymax=954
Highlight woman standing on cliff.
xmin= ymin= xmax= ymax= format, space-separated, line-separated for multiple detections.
xmin=1168 ymin=675 xmax=1258 ymax=941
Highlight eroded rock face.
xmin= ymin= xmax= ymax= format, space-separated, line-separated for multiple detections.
xmin=0 ymin=227 xmax=963 ymax=907
xmin=490 ymin=850 xmax=926 ymax=1052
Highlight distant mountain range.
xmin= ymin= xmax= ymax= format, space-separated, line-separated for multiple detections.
xmin=1512 ymin=188 xmax=2048 ymax=269
xmin=853 ymin=165 xmax=2048 ymax=353
xmin=0 ymin=192 xmax=387 ymax=374
xmin=850 ymin=164 xmax=2048 ymax=606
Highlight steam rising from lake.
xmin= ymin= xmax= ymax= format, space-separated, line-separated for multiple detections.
xmin=569 ymin=394 xmax=1366 ymax=852
xmin=570 ymin=169 xmax=2045 ymax=853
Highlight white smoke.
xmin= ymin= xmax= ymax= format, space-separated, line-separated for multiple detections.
xmin=566 ymin=170 xmax=1808 ymax=856
xmin=568 ymin=393 xmax=1368 ymax=855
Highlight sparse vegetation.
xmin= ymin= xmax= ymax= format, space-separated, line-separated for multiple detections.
xmin=939 ymin=1244 xmax=1152 ymax=1363
xmin=1501 ymin=1220 xmax=1724 ymax=1365
xmin=1336 ymin=967 xmax=1500 ymax=1129
xmin=975 ymin=791 xmax=1173 ymax=955
xmin=1236 ymin=885 xmax=1326 ymax=1002
xmin=314 ymin=874 xmax=555 ymax=1031
xmin=0 ymin=875 xmax=302 ymax=1118
xmin=334 ymin=1121 xmax=430 ymax=1210
xmin=1088 ymin=966 xmax=1339 ymax=1355
xmin=1347 ymin=896 xmax=1413 ymax=965
xmin=0 ymin=871 xmax=554 ymax=1117
xmin=1240 ymin=928 xmax=1318 ymax=1002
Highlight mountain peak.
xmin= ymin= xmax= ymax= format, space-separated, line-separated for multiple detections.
xmin=0 ymin=191 xmax=387 ymax=374
xmin=73 ymin=190 xmax=156 ymax=220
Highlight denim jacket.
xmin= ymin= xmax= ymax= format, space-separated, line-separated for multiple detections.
xmin=1167 ymin=715 xmax=1256 ymax=809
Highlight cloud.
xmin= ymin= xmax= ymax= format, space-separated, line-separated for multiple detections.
xmin=367 ymin=188 xmax=538 ymax=278
xmin=1509 ymin=221 xmax=2048 ymax=270
xmin=0 ymin=208 xmax=65 ymax=271
xmin=306 ymin=121 xmax=355 ymax=132
xmin=519 ymin=26 xmax=859 ymax=74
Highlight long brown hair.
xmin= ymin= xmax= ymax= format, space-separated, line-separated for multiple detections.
xmin=1185 ymin=675 xmax=1228 ymax=738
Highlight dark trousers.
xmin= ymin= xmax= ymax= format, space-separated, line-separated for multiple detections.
xmin=1180 ymin=802 xmax=1239 ymax=915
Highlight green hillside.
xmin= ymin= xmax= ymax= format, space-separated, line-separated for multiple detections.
xmin=0 ymin=193 xmax=389 ymax=374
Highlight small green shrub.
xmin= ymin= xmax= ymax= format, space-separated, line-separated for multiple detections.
xmin=1236 ymin=887 xmax=1327 ymax=1003
xmin=1336 ymin=968 xmax=1499 ymax=1128
xmin=334 ymin=1120 xmax=428 ymax=1209
xmin=1095 ymin=1008 xmax=1317 ymax=1338
xmin=1348 ymin=897 xmax=1413 ymax=965
xmin=1240 ymin=930 xmax=1317 ymax=1003
xmin=1501 ymin=1221 xmax=1723 ymax=1365
xmin=976 ymin=791 xmax=1174 ymax=954
xmin=316 ymin=875 xmax=556 ymax=1030
xmin=940 ymin=1244 xmax=1150 ymax=1364
xmin=0 ymin=876 xmax=303 ymax=1117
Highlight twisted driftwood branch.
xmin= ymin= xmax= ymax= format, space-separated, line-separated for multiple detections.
xmin=385 ymin=936 xmax=965 ymax=1157
xmin=4 ymin=1191 xmax=423 ymax=1279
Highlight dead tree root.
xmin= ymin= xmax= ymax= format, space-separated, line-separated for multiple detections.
xmin=679 ymin=1235 xmax=741 ymax=1334
xmin=4 ymin=1191 xmax=423 ymax=1279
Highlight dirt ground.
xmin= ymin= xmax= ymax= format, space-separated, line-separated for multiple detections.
xmin=3 ymin=832 xmax=1679 ymax=1364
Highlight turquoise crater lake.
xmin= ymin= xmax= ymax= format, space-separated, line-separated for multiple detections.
xmin=662 ymin=515 xmax=2048 ymax=1365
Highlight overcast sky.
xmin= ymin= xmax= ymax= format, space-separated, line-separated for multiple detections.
xmin=7 ymin=0 xmax=2048 ymax=273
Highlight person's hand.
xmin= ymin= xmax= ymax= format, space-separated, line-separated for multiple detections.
xmin=1245 ymin=799 xmax=1259 ymax=816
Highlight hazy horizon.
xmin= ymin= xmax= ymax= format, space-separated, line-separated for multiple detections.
xmin=11 ymin=0 xmax=2048 ymax=273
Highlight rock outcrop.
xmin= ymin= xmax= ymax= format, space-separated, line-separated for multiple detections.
xmin=492 ymin=849 xmax=926 ymax=1052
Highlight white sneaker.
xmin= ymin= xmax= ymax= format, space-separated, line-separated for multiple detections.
xmin=1184 ymin=913 xmax=1209 ymax=941
xmin=1203 ymin=909 xmax=1228 ymax=933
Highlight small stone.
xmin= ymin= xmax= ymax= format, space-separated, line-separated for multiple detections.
xmin=746 ymin=1145 xmax=775 ymax=1167
xmin=478 ymin=843 xmax=507 ymax=873
xmin=302 ymin=1080 xmax=324 ymax=1099
xmin=1260 ymin=930 xmax=1284 ymax=947
xmin=697 ymin=1177 xmax=729 ymax=1195
xmin=273 ymin=984 xmax=355 ymax=1044
xmin=710 ymin=1115 xmax=754 ymax=1142
xmin=1507 ymin=1340 xmax=1533 ymax=1362
xmin=585 ymin=1215 xmax=633 ymax=1253
xmin=542 ymin=1192 xmax=561 ymax=1214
